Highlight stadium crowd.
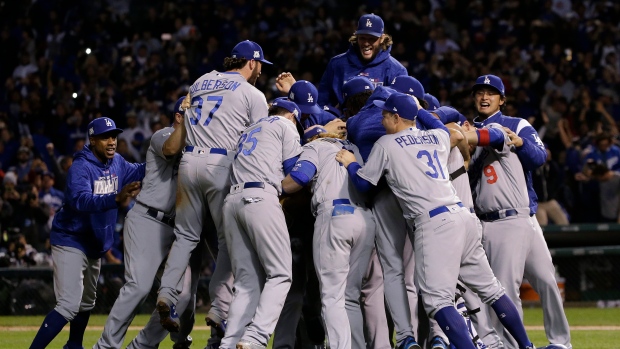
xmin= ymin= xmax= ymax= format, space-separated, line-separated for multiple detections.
xmin=0 ymin=0 xmax=620 ymax=269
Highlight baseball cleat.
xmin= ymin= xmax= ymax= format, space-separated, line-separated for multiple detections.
xmin=538 ymin=345 xmax=568 ymax=349
xmin=172 ymin=335 xmax=193 ymax=349
xmin=397 ymin=336 xmax=422 ymax=349
xmin=431 ymin=336 xmax=449 ymax=349
xmin=156 ymin=300 xmax=180 ymax=332
xmin=205 ymin=315 xmax=227 ymax=338
xmin=236 ymin=339 xmax=266 ymax=349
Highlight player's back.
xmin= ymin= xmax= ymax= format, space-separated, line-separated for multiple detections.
xmin=136 ymin=127 xmax=179 ymax=214
xmin=185 ymin=71 xmax=268 ymax=150
xmin=469 ymin=123 xmax=529 ymax=214
xmin=375 ymin=127 xmax=459 ymax=219
xmin=231 ymin=116 xmax=302 ymax=194
xmin=302 ymin=138 xmax=366 ymax=212
xmin=447 ymin=147 xmax=473 ymax=210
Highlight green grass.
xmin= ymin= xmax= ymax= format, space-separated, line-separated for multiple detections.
xmin=1 ymin=308 xmax=619 ymax=349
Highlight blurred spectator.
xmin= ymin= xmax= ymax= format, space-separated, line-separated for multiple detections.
xmin=583 ymin=132 xmax=620 ymax=171
xmin=533 ymin=145 xmax=570 ymax=226
xmin=591 ymin=164 xmax=620 ymax=223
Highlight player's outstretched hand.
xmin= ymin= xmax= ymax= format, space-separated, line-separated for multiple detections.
xmin=503 ymin=127 xmax=523 ymax=147
xmin=116 ymin=181 xmax=142 ymax=203
xmin=276 ymin=72 xmax=296 ymax=95
xmin=324 ymin=118 xmax=346 ymax=136
xmin=335 ymin=149 xmax=356 ymax=168
xmin=181 ymin=92 xmax=191 ymax=110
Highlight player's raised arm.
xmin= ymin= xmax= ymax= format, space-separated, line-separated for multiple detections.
xmin=162 ymin=95 xmax=188 ymax=156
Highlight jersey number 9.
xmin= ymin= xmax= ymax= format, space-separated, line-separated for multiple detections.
xmin=483 ymin=165 xmax=498 ymax=184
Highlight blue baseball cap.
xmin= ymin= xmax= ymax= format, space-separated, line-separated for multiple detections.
xmin=173 ymin=96 xmax=186 ymax=116
xmin=271 ymin=98 xmax=301 ymax=123
xmin=373 ymin=92 xmax=419 ymax=121
xmin=288 ymin=80 xmax=322 ymax=115
xmin=355 ymin=14 xmax=384 ymax=38
xmin=390 ymin=76 xmax=425 ymax=100
xmin=231 ymin=40 xmax=272 ymax=65
xmin=303 ymin=125 xmax=328 ymax=144
xmin=88 ymin=117 xmax=123 ymax=137
xmin=342 ymin=76 xmax=375 ymax=101
xmin=472 ymin=74 xmax=505 ymax=96
xmin=323 ymin=105 xmax=343 ymax=119
xmin=423 ymin=93 xmax=440 ymax=111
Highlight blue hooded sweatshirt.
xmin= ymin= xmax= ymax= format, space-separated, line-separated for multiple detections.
xmin=318 ymin=45 xmax=407 ymax=108
xmin=50 ymin=145 xmax=145 ymax=259
xmin=346 ymin=86 xmax=395 ymax=162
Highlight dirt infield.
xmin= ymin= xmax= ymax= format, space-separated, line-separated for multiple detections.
xmin=1 ymin=325 xmax=619 ymax=332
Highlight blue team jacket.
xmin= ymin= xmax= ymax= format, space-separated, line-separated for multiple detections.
xmin=473 ymin=111 xmax=547 ymax=215
xmin=346 ymin=86 xmax=395 ymax=162
xmin=318 ymin=45 xmax=407 ymax=108
xmin=301 ymin=109 xmax=337 ymax=130
xmin=50 ymin=145 xmax=145 ymax=259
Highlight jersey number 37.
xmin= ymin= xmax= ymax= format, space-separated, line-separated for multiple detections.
xmin=190 ymin=96 xmax=223 ymax=126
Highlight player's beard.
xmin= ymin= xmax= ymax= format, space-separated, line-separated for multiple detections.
xmin=248 ymin=65 xmax=261 ymax=86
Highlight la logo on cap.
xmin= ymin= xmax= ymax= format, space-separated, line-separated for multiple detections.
xmin=105 ymin=118 xmax=112 ymax=126
xmin=484 ymin=76 xmax=490 ymax=84
xmin=393 ymin=107 xmax=397 ymax=111
xmin=253 ymin=51 xmax=260 ymax=58
xmin=290 ymin=92 xmax=295 ymax=100
xmin=307 ymin=93 xmax=314 ymax=103
xmin=366 ymin=18 xmax=372 ymax=27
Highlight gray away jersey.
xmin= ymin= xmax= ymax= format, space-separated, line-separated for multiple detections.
xmin=185 ymin=70 xmax=268 ymax=150
xmin=469 ymin=123 xmax=529 ymax=214
xmin=358 ymin=127 xmax=460 ymax=220
xmin=231 ymin=116 xmax=303 ymax=194
xmin=297 ymin=138 xmax=366 ymax=212
xmin=447 ymin=147 xmax=474 ymax=210
xmin=135 ymin=127 xmax=180 ymax=214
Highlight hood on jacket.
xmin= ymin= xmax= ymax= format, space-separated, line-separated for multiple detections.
xmin=346 ymin=44 xmax=392 ymax=69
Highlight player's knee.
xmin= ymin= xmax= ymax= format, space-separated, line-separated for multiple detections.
xmin=423 ymin=295 xmax=454 ymax=318
xmin=55 ymin=303 xmax=79 ymax=321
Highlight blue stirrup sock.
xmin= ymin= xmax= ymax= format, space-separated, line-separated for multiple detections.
xmin=491 ymin=294 xmax=533 ymax=349
xmin=30 ymin=310 xmax=68 ymax=349
xmin=433 ymin=306 xmax=477 ymax=349
xmin=66 ymin=310 xmax=92 ymax=348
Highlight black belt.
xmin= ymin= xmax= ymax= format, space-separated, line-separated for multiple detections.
xmin=449 ymin=166 xmax=466 ymax=181
xmin=184 ymin=146 xmax=228 ymax=155
xmin=146 ymin=208 xmax=175 ymax=228
xmin=477 ymin=209 xmax=518 ymax=222
xmin=243 ymin=182 xmax=265 ymax=189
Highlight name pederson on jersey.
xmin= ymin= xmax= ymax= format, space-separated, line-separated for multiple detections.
xmin=297 ymin=138 xmax=366 ymax=212
xmin=231 ymin=116 xmax=303 ymax=195
xmin=186 ymin=71 xmax=268 ymax=150
xmin=358 ymin=127 xmax=460 ymax=220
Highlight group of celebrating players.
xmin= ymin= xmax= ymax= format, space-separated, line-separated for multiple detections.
xmin=29 ymin=13 xmax=571 ymax=349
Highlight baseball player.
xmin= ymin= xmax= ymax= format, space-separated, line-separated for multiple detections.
xmin=94 ymin=97 xmax=194 ymax=349
xmin=156 ymin=40 xmax=270 ymax=343
xmin=423 ymin=93 xmax=440 ymax=111
xmin=275 ymin=76 xmax=347 ymax=136
xmin=336 ymin=92 xmax=537 ymax=349
xmin=431 ymin=107 xmax=504 ymax=349
xmin=220 ymin=99 xmax=303 ymax=349
xmin=318 ymin=13 xmax=407 ymax=107
xmin=30 ymin=117 xmax=145 ymax=349
xmin=341 ymin=76 xmax=375 ymax=120
xmin=281 ymin=126 xmax=375 ymax=349
xmin=467 ymin=75 xmax=571 ymax=349
xmin=339 ymin=80 xmax=394 ymax=349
